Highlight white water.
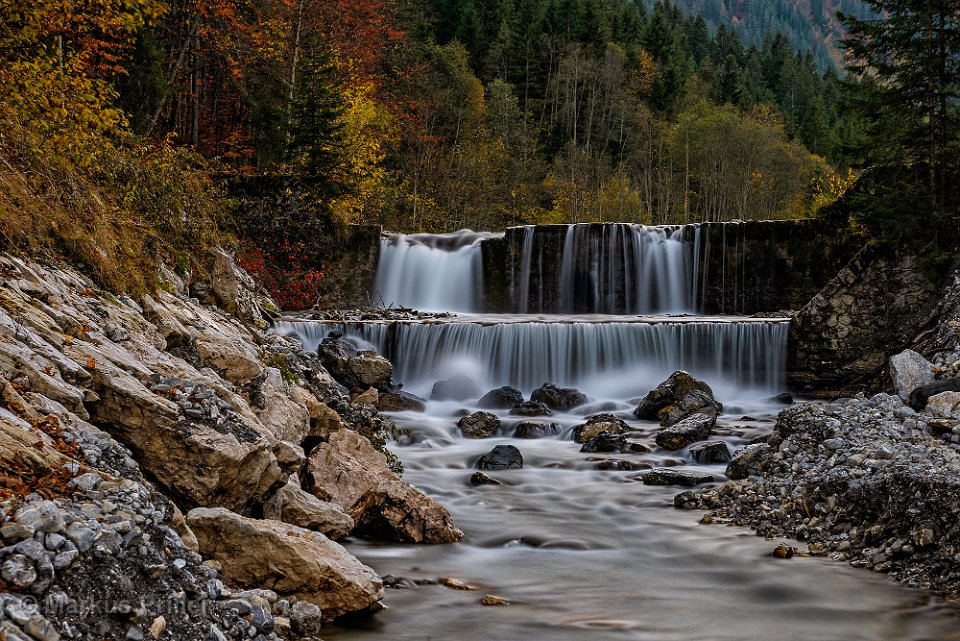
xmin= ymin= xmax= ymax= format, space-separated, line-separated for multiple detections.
xmin=372 ymin=230 xmax=500 ymax=312
xmin=511 ymin=224 xmax=696 ymax=314
xmin=282 ymin=316 xmax=787 ymax=404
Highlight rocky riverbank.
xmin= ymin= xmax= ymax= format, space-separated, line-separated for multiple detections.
xmin=0 ymin=252 xmax=461 ymax=640
xmin=679 ymin=274 xmax=960 ymax=600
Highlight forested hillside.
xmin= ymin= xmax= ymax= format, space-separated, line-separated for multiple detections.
xmin=668 ymin=0 xmax=874 ymax=70
xmin=1 ymin=0 xmax=955 ymax=303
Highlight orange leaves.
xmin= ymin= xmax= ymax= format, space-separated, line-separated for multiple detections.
xmin=85 ymin=356 xmax=97 ymax=370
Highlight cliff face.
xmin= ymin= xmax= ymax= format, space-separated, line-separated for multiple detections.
xmin=0 ymin=251 xmax=458 ymax=639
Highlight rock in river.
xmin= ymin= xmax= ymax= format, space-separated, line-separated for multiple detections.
xmin=530 ymin=383 xmax=587 ymax=411
xmin=572 ymin=413 xmax=628 ymax=444
xmin=458 ymin=411 xmax=501 ymax=439
xmin=476 ymin=445 xmax=523 ymax=470
xmin=478 ymin=386 xmax=524 ymax=409
xmin=634 ymin=370 xmax=721 ymax=425
xmin=688 ymin=440 xmax=731 ymax=464
xmin=432 ymin=374 xmax=484 ymax=401
xmin=513 ymin=420 xmax=561 ymax=439
xmin=655 ymin=410 xmax=717 ymax=450
xmin=641 ymin=468 xmax=715 ymax=486
xmin=509 ymin=401 xmax=552 ymax=417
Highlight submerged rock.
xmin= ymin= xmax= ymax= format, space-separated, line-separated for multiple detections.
xmin=641 ymin=468 xmax=715 ymax=486
xmin=513 ymin=420 xmax=561 ymax=439
xmin=571 ymin=413 xmax=628 ymax=444
xmin=431 ymin=374 xmax=484 ymax=401
xmin=580 ymin=432 xmax=626 ymax=453
xmin=476 ymin=445 xmax=523 ymax=470
xmin=470 ymin=472 xmax=502 ymax=486
xmin=477 ymin=386 xmax=524 ymax=409
xmin=509 ymin=401 xmax=551 ymax=417
xmin=530 ymin=383 xmax=587 ymax=411
xmin=187 ymin=507 xmax=383 ymax=619
xmin=458 ymin=411 xmax=501 ymax=439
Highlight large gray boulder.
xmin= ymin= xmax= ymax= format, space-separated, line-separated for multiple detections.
xmin=187 ymin=507 xmax=383 ymax=620
xmin=889 ymin=349 xmax=935 ymax=401
xmin=530 ymin=383 xmax=587 ymax=411
xmin=305 ymin=430 xmax=463 ymax=544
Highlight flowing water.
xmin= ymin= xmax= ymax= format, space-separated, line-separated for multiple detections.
xmin=281 ymin=224 xmax=960 ymax=640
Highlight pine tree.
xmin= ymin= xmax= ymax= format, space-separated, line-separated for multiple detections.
xmin=842 ymin=0 xmax=960 ymax=210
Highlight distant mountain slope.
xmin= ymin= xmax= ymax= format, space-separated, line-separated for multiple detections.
xmin=662 ymin=0 xmax=874 ymax=69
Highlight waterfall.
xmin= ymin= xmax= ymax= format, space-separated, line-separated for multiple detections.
xmin=372 ymin=230 xmax=500 ymax=312
xmin=506 ymin=223 xmax=696 ymax=314
xmin=280 ymin=318 xmax=788 ymax=401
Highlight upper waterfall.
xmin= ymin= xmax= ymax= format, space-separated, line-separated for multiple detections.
xmin=373 ymin=230 xmax=500 ymax=312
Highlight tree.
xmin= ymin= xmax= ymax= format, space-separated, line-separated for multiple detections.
xmin=842 ymin=0 xmax=960 ymax=210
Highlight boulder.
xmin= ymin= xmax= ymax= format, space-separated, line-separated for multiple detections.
xmin=72 ymin=348 xmax=282 ymax=510
xmin=457 ymin=412 xmax=501 ymax=439
xmin=889 ymin=349 xmax=935 ymax=401
xmin=579 ymin=432 xmax=626 ymax=453
xmin=634 ymin=371 xmax=716 ymax=421
xmin=469 ymin=472 xmax=502 ymax=486
xmin=509 ymin=401 xmax=551 ymax=417
xmin=530 ymin=383 xmax=587 ymax=411
xmin=378 ymin=391 xmax=427 ymax=413
xmin=642 ymin=469 xmax=715 ymax=486
xmin=654 ymin=410 xmax=717 ymax=450
xmin=908 ymin=378 xmax=960 ymax=411
xmin=475 ymin=445 xmax=523 ymax=470
xmin=572 ymin=413 xmax=628 ymax=444
xmin=262 ymin=479 xmax=355 ymax=540
xmin=688 ymin=440 xmax=731 ymax=464
xmin=925 ymin=391 xmax=960 ymax=419
xmin=658 ymin=390 xmax=722 ymax=427
xmin=512 ymin=420 xmax=561 ymax=439
xmin=431 ymin=374 xmax=483 ymax=401
xmin=477 ymin=386 xmax=524 ymax=409
xmin=186 ymin=507 xmax=383 ymax=619
xmin=207 ymin=248 xmax=264 ymax=325
xmin=248 ymin=368 xmax=311 ymax=444
xmin=306 ymin=430 xmax=462 ymax=543
xmin=317 ymin=336 xmax=393 ymax=391
xmin=352 ymin=387 xmax=379 ymax=406
xmin=725 ymin=443 xmax=771 ymax=480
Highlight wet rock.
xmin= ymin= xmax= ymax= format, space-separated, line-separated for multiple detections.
xmin=352 ymin=387 xmax=379 ymax=406
xmin=889 ymin=349 xmax=935 ymax=401
xmin=673 ymin=490 xmax=701 ymax=509
xmin=378 ymin=391 xmax=427 ymax=413
xmin=654 ymin=410 xmax=717 ymax=450
xmin=475 ymin=445 xmax=523 ymax=470
xmin=772 ymin=543 xmax=795 ymax=559
xmin=478 ymin=386 xmax=524 ymax=409
xmin=908 ymin=378 xmax=960 ymax=410
xmin=530 ymin=383 xmax=587 ymax=411
xmin=634 ymin=371 xmax=716 ymax=421
xmin=595 ymin=460 xmax=640 ymax=471
xmin=641 ymin=468 xmax=715 ymax=486
xmin=470 ymin=472 xmax=502 ymax=486
xmin=658 ymin=390 xmax=723 ymax=427
xmin=571 ymin=413 xmax=628 ymax=444
xmin=317 ymin=336 xmax=393 ymax=391
xmin=186 ymin=507 xmax=383 ymax=619
xmin=725 ymin=443 xmax=771 ymax=480
xmin=306 ymin=430 xmax=463 ymax=543
xmin=431 ymin=374 xmax=483 ymax=401
xmin=769 ymin=392 xmax=794 ymax=405
xmin=512 ymin=420 xmax=561 ymax=439
xmin=457 ymin=411 xmax=501 ymax=439
xmin=579 ymin=432 xmax=626 ymax=453
xmin=262 ymin=478 xmax=355 ymax=540
xmin=688 ymin=440 xmax=731 ymax=464
xmin=509 ymin=401 xmax=551 ymax=417
xmin=480 ymin=595 xmax=511 ymax=606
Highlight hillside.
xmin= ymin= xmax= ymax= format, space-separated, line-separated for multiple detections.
xmin=669 ymin=0 xmax=875 ymax=69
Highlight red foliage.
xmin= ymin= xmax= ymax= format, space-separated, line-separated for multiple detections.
xmin=236 ymin=241 xmax=324 ymax=311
